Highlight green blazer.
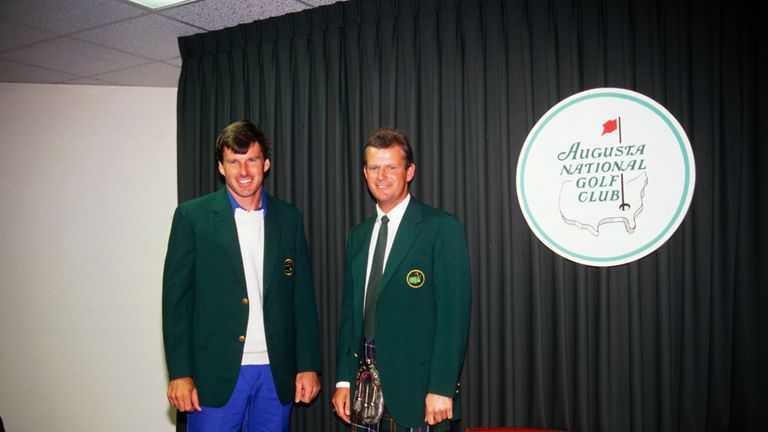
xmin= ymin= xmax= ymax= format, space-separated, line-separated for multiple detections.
xmin=336 ymin=198 xmax=472 ymax=427
xmin=163 ymin=188 xmax=321 ymax=407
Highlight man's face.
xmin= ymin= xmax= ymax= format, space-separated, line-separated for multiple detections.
xmin=218 ymin=142 xmax=270 ymax=205
xmin=363 ymin=146 xmax=415 ymax=213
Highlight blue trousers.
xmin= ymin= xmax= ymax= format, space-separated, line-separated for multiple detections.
xmin=187 ymin=365 xmax=292 ymax=432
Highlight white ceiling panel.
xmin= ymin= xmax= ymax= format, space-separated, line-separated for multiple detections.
xmin=161 ymin=0 xmax=309 ymax=31
xmin=0 ymin=0 xmax=347 ymax=87
xmin=62 ymin=77 xmax=113 ymax=85
xmin=1 ymin=37 xmax=149 ymax=76
xmin=304 ymin=0 xmax=348 ymax=5
xmin=164 ymin=57 xmax=182 ymax=67
xmin=93 ymin=61 xmax=180 ymax=87
xmin=0 ymin=19 xmax=57 ymax=51
xmin=75 ymin=14 xmax=201 ymax=61
xmin=0 ymin=58 xmax=79 ymax=83
xmin=0 ymin=0 xmax=146 ymax=35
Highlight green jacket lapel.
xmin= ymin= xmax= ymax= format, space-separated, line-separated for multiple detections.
xmin=262 ymin=195 xmax=282 ymax=300
xmin=212 ymin=189 xmax=246 ymax=289
xmin=381 ymin=199 xmax=422 ymax=290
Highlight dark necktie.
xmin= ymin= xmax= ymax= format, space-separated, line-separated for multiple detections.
xmin=363 ymin=215 xmax=389 ymax=340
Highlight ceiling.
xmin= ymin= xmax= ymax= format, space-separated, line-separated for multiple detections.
xmin=0 ymin=0 xmax=344 ymax=88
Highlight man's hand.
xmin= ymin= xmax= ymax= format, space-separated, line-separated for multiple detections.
xmin=424 ymin=393 xmax=453 ymax=426
xmin=294 ymin=371 xmax=321 ymax=404
xmin=332 ymin=387 xmax=351 ymax=424
xmin=167 ymin=377 xmax=201 ymax=413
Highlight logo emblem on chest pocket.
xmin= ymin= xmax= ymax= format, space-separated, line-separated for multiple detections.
xmin=406 ymin=269 xmax=425 ymax=288
xmin=283 ymin=258 xmax=295 ymax=276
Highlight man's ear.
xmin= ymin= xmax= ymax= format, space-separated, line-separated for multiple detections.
xmin=406 ymin=163 xmax=416 ymax=182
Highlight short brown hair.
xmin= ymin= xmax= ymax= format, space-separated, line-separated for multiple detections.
xmin=363 ymin=128 xmax=414 ymax=167
xmin=215 ymin=120 xmax=271 ymax=163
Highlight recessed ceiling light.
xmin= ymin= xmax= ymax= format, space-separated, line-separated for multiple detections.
xmin=126 ymin=0 xmax=201 ymax=10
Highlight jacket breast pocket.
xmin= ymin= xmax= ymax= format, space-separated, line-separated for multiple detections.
xmin=280 ymin=249 xmax=297 ymax=279
xmin=399 ymin=258 xmax=431 ymax=291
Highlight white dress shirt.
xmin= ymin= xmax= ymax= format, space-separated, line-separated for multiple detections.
xmin=234 ymin=207 xmax=270 ymax=365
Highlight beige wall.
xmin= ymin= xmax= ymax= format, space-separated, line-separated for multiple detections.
xmin=0 ymin=83 xmax=177 ymax=431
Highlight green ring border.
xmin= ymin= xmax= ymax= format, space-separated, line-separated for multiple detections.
xmin=518 ymin=90 xmax=693 ymax=264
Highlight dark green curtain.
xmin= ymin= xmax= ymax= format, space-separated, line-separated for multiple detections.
xmin=175 ymin=0 xmax=766 ymax=430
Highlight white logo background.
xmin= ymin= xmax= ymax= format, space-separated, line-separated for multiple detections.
xmin=516 ymin=88 xmax=696 ymax=267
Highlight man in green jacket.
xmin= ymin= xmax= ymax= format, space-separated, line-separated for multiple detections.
xmin=332 ymin=128 xmax=472 ymax=431
xmin=163 ymin=120 xmax=321 ymax=431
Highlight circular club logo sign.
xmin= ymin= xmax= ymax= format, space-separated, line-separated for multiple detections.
xmin=516 ymin=88 xmax=696 ymax=266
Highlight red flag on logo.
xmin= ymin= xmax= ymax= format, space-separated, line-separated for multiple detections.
xmin=602 ymin=118 xmax=618 ymax=135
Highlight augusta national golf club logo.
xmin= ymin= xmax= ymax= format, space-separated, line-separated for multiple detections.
xmin=516 ymin=88 xmax=696 ymax=267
